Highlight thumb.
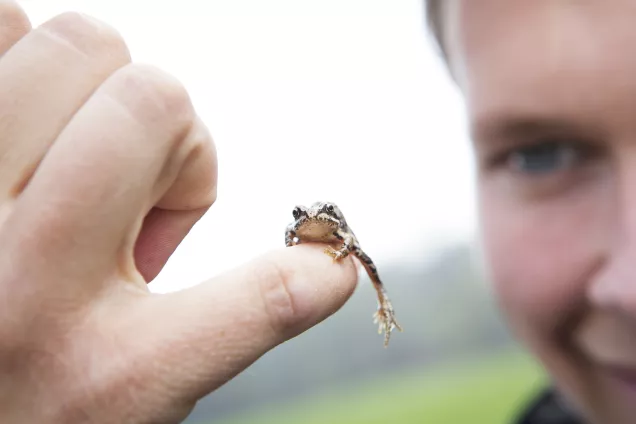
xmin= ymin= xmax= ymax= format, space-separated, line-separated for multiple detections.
xmin=130 ymin=243 xmax=358 ymax=406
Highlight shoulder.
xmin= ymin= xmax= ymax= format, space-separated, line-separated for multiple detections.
xmin=513 ymin=386 xmax=585 ymax=424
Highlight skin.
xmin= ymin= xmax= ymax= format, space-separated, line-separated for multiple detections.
xmin=440 ymin=1 xmax=636 ymax=423
xmin=0 ymin=2 xmax=357 ymax=423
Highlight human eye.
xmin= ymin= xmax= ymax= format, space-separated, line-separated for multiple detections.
xmin=473 ymin=116 xmax=609 ymax=197
xmin=479 ymin=137 xmax=606 ymax=198
xmin=504 ymin=140 xmax=581 ymax=175
xmin=484 ymin=137 xmax=601 ymax=176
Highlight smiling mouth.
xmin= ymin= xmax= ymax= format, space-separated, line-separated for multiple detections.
xmin=603 ymin=365 xmax=636 ymax=393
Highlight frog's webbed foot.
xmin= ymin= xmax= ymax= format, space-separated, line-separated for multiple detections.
xmin=324 ymin=245 xmax=350 ymax=261
xmin=373 ymin=295 xmax=403 ymax=348
xmin=324 ymin=231 xmax=353 ymax=261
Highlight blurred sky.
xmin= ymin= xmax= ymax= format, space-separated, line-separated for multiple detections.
xmin=18 ymin=0 xmax=475 ymax=293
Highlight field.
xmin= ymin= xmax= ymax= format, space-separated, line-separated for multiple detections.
xmin=211 ymin=348 xmax=548 ymax=424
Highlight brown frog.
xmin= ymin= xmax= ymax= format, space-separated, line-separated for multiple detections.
xmin=285 ymin=201 xmax=402 ymax=347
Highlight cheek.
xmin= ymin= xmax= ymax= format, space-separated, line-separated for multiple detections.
xmin=477 ymin=185 xmax=607 ymax=344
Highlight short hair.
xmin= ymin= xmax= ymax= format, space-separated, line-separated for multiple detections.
xmin=425 ymin=0 xmax=449 ymax=63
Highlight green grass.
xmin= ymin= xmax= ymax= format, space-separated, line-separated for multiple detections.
xmin=212 ymin=348 xmax=548 ymax=424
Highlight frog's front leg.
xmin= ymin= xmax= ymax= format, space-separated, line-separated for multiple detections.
xmin=324 ymin=229 xmax=354 ymax=260
xmin=285 ymin=224 xmax=298 ymax=247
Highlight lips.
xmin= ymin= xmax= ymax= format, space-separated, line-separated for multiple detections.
xmin=574 ymin=312 xmax=636 ymax=393
xmin=576 ymin=311 xmax=636 ymax=363
xmin=603 ymin=365 xmax=636 ymax=393
xmin=577 ymin=313 xmax=636 ymax=401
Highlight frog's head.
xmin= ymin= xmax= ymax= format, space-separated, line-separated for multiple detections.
xmin=291 ymin=201 xmax=344 ymax=227
xmin=312 ymin=201 xmax=344 ymax=221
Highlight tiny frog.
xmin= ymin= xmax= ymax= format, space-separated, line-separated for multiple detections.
xmin=285 ymin=201 xmax=402 ymax=347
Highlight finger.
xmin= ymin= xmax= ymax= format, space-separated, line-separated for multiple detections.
xmin=127 ymin=244 xmax=359 ymax=405
xmin=2 ymin=63 xmax=200 ymax=283
xmin=0 ymin=12 xmax=130 ymax=203
xmin=154 ymin=117 xmax=217 ymax=212
xmin=133 ymin=120 xmax=218 ymax=282
xmin=0 ymin=1 xmax=31 ymax=56
xmin=134 ymin=206 xmax=209 ymax=282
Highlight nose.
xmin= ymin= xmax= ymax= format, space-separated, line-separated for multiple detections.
xmin=589 ymin=152 xmax=636 ymax=313
xmin=589 ymin=249 xmax=636 ymax=313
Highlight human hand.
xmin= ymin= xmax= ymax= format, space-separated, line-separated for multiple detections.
xmin=0 ymin=3 xmax=358 ymax=423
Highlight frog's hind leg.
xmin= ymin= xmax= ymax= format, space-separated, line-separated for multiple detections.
xmin=354 ymin=247 xmax=402 ymax=347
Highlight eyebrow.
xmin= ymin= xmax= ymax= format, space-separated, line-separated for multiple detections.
xmin=471 ymin=115 xmax=600 ymax=146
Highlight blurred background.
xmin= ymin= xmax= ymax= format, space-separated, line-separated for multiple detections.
xmin=19 ymin=1 xmax=548 ymax=423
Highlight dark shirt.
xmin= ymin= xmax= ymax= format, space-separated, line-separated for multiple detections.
xmin=515 ymin=387 xmax=584 ymax=424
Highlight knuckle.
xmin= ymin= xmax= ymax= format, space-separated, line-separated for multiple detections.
xmin=172 ymin=120 xmax=218 ymax=209
xmin=40 ymin=11 xmax=130 ymax=61
xmin=197 ymin=138 xmax=219 ymax=208
xmin=254 ymin=256 xmax=302 ymax=334
xmin=0 ymin=1 xmax=31 ymax=44
xmin=108 ymin=63 xmax=194 ymax=133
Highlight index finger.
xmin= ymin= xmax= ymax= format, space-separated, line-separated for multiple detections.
xmin=130 ymin=243 xmax=359 ymax=403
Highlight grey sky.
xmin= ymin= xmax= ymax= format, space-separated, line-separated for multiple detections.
xmin=20 ymin=0 xmax=475 ymax=293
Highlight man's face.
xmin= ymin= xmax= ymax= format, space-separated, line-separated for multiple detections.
xmin=443 ymin=1 xmax=636 ymax=422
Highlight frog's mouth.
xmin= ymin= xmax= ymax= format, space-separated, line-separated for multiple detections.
xmin=296 ymin=218 xmax=339 ymax=239
xmin=301 ymin=214 xmax=339 ymax=227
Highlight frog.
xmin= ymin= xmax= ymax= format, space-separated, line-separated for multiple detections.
xmin=285 ymin=201 xmax=402 ymax=347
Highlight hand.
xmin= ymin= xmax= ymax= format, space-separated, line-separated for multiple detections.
xmin=0 ymin=3 xmax=358 ymax=423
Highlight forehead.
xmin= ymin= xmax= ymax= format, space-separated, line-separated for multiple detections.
xmin=444 ymin=0 xmax=636 ymax=139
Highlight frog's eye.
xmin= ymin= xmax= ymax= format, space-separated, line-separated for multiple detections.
xmin=326 ymin=204 xmax=334 ymax=213
xmin=292 ymin=207 xmax=302 ymax=219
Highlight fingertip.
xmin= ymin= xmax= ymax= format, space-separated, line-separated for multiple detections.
xmin=200 ymin=242 xmax=359 ymax=341
xmin=155 ymin=117 xmax=218 ymax=211
xmin=264 ymin=243 xmax=359 ymax=330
